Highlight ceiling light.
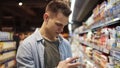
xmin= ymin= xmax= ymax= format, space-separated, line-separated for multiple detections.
xmin=19 ymin=2 xmax=23 ymax=6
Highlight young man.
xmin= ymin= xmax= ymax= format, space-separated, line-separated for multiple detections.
xmin=16 ymin=1 xmax=80 ymax=68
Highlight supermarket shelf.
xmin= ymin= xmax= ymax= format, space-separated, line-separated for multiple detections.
xmin=79 ymin=30 xmax=90 ymax=34
xmin=0 ymin=56 xmax=15 ymax=65
xmin=92 ymin=17 xmax=120 ymax=29
xmin=0 ymin=40 xmax=14 ymax=42
xmin=79 ymin=40 xmax=109 ymax=54
xmin=79 ymin=17 xmax=120 ymax=34
xmin=105 ymin=17 xmax=120 ymax=26
xmin=79 ymin=49 xmax=100 ymax=68
xmin=111 ymin=47 xmax=120 ymax=54
xmin=111 ymin=47 xmax=120 ymax=52
xmin=110 ymin=49 xmax=120 ymax=61
xmin=0 ymin=48 xmax=16 ymax=54
xmin=91 ymin=22 xmax=104 ymax=29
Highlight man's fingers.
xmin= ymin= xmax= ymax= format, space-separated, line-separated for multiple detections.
xmin=68 ymin=62 xmax=80 ymax=67
xmin=66 ymin=56 xmax=79 ymax=63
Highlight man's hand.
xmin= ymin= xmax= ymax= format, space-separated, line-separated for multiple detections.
xmin=57 ymin=57 xmax=80 ymax=68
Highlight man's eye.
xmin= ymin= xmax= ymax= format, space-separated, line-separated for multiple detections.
xmin=56 ymin=23 xmax=62 ymax=26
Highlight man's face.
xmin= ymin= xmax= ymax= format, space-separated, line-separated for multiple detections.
xmin=46 ymin=12 xmax=68 ymax=37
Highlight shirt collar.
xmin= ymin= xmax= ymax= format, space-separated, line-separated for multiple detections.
xmin=34 ymin=28 xmax=43 ymax=42
xmin=34 ymin=28 xmax=63 ymax=43
xmin=57 ymin=34 xmax=63 ymax=43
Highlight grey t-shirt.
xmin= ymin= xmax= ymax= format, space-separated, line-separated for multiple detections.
xmin=44 ymin=38 xmax=60 ymax=68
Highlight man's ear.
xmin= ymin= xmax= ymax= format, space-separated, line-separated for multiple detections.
xmin=43 ymin=13 xmax=49 ymax=23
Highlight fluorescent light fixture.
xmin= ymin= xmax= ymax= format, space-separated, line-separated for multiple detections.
xmin=68 ymin=23 xmax=72 ymax=34
xmin=69 ymin=0 xmax=75 ymax=23
xmin=68 ymin=24 xmax=72 ymax=31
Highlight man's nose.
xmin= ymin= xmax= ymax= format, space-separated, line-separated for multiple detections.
xmin=60 ymin=28 xmax=63 ymax=33
xmin=58 ymin=27 xmax=64 ymax=33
